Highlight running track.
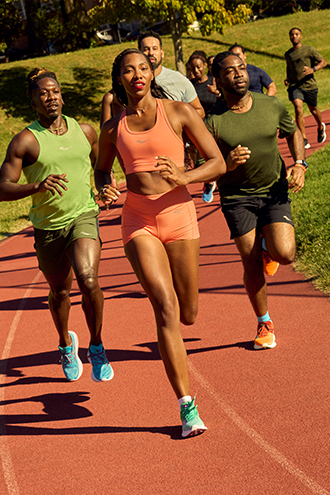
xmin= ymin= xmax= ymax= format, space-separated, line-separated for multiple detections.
xmin=0 ymin=112 xmax=329 ymax=495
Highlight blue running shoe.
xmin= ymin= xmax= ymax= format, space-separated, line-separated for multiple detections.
xmin=58 ymin=331 xmax=83 ymax=381
xmin=87 ymin=343 xmax=114 ymax=382
xmin=180 ymin=397 xmax=207 ymax=438
xmin=202 ymin=182 xmax=216 ymax=203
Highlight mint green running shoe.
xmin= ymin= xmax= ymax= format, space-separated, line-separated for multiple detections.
xmin=180 ymin=397 xmax=207 ymax=438
xmin=58 ymin=331 xmax=83 ymax=381
xmin=87 ymin=343 xmax=114 ymax=382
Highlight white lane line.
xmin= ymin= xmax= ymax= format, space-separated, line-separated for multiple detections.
xmin=0 ymin=271 xmax=42 ymax=495
xmin=188 ymin=360 xmax=329 ymax=495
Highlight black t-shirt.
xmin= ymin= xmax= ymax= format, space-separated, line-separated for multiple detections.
xmin=192 ymin=75 xmax=218 ymax=115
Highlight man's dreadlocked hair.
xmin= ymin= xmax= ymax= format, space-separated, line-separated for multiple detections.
xmin=27 ymin=67 xmax=58 ymax=97
xmin=111 ymin=48 xmax=170 ymax=107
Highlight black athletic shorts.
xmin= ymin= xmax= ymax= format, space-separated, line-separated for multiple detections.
xmin=221 ymin=194 xmax=294 ymax=239
xmin=288 ymin=86 xmax=318 ymax=107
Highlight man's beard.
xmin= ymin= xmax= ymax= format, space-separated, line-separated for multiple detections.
xmin=149 ymin=57 xmax=162 ymax=70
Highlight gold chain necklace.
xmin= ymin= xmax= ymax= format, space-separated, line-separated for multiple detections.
xmin=47 ymin=123 xmax=66 ymax=132
xmin=227 ymin=92 xmax=251 ymax=110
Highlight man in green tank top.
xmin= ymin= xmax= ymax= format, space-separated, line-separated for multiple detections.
xmin=284 ymin=27 xmax=327 ymax=149
xmin=0 ymin=68 xmax=119 ymax=382
xmin=206 ymin=51 xmax=306 ymax=351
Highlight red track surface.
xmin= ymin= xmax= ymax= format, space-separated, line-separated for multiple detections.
xmin=0 ymin=112 xmax=329 ymax=495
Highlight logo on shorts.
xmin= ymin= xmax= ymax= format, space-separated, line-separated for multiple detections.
xmin=80 ymin=231 xmax=92 ymax=235
xmin=283 ymin=215 xmax=292 ymax=222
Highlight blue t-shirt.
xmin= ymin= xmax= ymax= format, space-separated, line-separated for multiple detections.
xmin=246 ymin=63 xmax=273 ymax=94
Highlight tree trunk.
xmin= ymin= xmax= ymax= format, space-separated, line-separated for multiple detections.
xmin=168 ymin=7 xmax=185 ymax=74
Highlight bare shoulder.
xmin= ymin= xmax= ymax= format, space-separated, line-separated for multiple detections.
xmin=8 ymin=128 xmax=38 ymax=156
xmin=100 ymin=113 xmax=122 ymax=143
xmin=162 ymin=99 xmax=200 ymax=126
xmin=79 ymin=123 xmax=97 ymax=141
xmin=102 ymin=91 xmax=114 ymax=104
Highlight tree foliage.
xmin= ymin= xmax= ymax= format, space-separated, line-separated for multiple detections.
xmin=89 ymin=0 xmax=252 ymax=72
xmin=0 ymin=0 xmax=23 ymax=48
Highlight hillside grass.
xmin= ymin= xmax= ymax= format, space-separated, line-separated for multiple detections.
xmin=0 ymin=9 xmax=329 ymax=292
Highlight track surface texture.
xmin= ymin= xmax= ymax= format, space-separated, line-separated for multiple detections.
xmin=0 ymin=112 xmax=329 ymax=495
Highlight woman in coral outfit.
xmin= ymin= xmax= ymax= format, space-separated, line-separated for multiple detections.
xmin=95 ymin=48 xmax=228 ymax=438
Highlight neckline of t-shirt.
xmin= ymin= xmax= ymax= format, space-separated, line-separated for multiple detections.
xmin=37 ymin=115 xmax=70 ymax=137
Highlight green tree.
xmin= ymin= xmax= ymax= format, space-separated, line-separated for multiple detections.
xmin=89 ymin=0 xmax=252 ymax=73
xmin=0 ymin=0 xmax=23 ymax=49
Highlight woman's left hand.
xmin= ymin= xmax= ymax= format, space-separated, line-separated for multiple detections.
xmin=155 ymin=156 xmax=188 ymax=186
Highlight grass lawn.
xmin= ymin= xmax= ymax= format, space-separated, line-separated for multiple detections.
xmin=0 ymin=8 xmax=329 ymax=292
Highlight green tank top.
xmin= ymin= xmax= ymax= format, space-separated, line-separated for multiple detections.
xmin=24 ymin=116 xmax=98 ymax=230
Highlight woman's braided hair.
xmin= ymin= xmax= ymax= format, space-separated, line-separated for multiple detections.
xmin=111 ymin=48 xmax=170 ymax=107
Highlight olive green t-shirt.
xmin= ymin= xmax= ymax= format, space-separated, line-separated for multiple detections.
xmin=206 ymin=93 xmax=296 ymax=202
xmin=284 ymin=44 xmax=323 ymax=90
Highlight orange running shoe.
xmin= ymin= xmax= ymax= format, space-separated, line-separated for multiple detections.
xmin=262 ymin=249 xmax=279 ymax=276
xmin=254 ymin=321 xmax=276 ymax=350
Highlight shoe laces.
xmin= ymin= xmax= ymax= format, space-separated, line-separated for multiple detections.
xmin=89 ymin=348 xmax=107 ymax=365
xmin=180 ymin=397 xmax=197 ymax=421
xmin=257 ymin=322 xmax=273 ymax=337
xmin=60 ymin=348 xmax=75 ymax=364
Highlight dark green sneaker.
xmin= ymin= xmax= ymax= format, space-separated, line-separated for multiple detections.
xmin=180 ymin=397 xmax=207 ymax=438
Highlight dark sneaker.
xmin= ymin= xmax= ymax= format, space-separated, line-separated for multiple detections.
xmin=254 ymin=321 xmax=276 ymax=350
xmin=202 ymin=182 xmax=216 ymax=203
xmin=304 ymin=138 xmax=311 ymax=149
xmin=58 ymin=331 xmax=83 ymax=381
xmin=87 ymin=343 xmax=114 ymax=382
xmin=317 ymin=123 xmax=326 ymax=143
xmin=180 ymin=397 xmax=207 ymax=438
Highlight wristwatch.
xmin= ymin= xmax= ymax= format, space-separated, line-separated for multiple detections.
xmin=294 ymin=159 xmax=308 ymax=172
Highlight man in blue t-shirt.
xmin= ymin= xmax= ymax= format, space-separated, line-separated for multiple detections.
xmin=229 ymin=43 xmax=277 ymax=96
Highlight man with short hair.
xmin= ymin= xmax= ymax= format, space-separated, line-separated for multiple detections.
xmin=0 ymin=67 xmax=115 ymax=382
xmin=229 ymin=43 xmax=277 ymax=96
xmin=284 ymin=27 xmax=327 ymax=149
xmin=206 ymin=51 xmax=306 ymax=350
xmin=138 ymin=30 xmax=205 ymax=118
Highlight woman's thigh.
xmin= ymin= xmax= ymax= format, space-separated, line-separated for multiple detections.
xmin=165 ymin=238 xmax=200 ymax=324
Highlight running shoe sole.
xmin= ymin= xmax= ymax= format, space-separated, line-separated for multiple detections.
xmin=182 ymin=424 xmax=208 ymax=438
xmin=90 ymin=367 xmax=114 ymax=382
xmin=254 ymin=340 xmax=277 ymax=350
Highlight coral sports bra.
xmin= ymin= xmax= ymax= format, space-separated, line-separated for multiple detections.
xmin=116 ymin=99 xmax=185 ymax=175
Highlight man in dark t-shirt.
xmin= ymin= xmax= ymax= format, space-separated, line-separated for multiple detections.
xmin=206 ymin=51 xmax=305 ymax=351
xmin=284 ymin=27 xmax=327 ymax=149
xmin=229 ymin=43 xmax=277 ymax=96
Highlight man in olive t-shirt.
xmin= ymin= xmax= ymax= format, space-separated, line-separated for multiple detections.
xmin=284 ymin=27 xmax=327 ymax=149
xmin=206 ymin=51 xmax=305 ymax=351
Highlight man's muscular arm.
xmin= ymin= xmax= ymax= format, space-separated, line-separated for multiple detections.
xmin=0 ymin=129 xmax=68 ymax=201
